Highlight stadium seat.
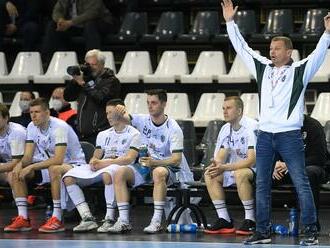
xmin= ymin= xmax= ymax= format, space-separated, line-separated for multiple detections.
xmin=145 ymin=0 xmax=172 ymax=5
xmin=140 ymin=12 xmax=184 ymax=43
xmin=9 ymin=91 xmax=39 ymax=117
xmin=165 ymin=93 xmax=191 ymax=119
xmin=241 ymin=93 xmax=259 ymax=120
xmin=105 ymin=12 xmax=148 ymax=44
xmin=0 ymin=92 xmax=3 ymax=103
xmin=176 ymin=11 xmax=220 ymax=43
xmin=143 ymin=51 xmax=189 ymax=83
xmin=80 ymin=141 xmax=95 ymax=163
xmin=324 ymin=121 xmax=330 ymax=154
xmin=311 ymin=93 xmax=330 ymax=126
xmin=176 ymin=120 xmax=197 ymax=166
xmin=0 ymin=52 xmax=43 ymax=84
xmin=0 ymin=52 xmax=8 ymax=76
xmin=102 ymin=51 xmax=116 ymax=73
xmin=291 ymin=49 xmax=301 ymax=62
xmin=180 ymin=51 xmax=226 ymax=83
xmin=34 ymin=52 xmax=78 ymax=84
xmin=217 ymin=52 xmax=259 ymax=83
xmin=116 ymin=51 xmax=152 ymax=83
xmin=310 ymin=49 xmax=330 ymax=83
xmin=124 ymin=93 xmax=148 ymax=114
xmin=191 ymin=93 xmax=226 ymax=127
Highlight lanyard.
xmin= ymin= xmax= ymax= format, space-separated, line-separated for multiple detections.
xmin=271 ymin=66 xmax=288 ymax=91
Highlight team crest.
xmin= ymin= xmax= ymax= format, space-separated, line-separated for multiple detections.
xmin=161 ymin=135 xmax=165 ymax=143
xmin=240 ymin=137 xmax=245 ymax=144
xmin=122 ymin=139 xmax=127 ymax=145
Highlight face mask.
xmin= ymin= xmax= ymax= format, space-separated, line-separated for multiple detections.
xmin=19 ymin=100 xmax=31 ymax=112
xmin=52 ymin=99 xmax=63 ymax=111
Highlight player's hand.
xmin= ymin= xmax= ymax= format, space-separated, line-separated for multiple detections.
xmin=221 ymin=0 xmax=238 ymax=22
xmin=205 ymin=161 xmax=226 ymax=178
xmin=19 ymin=166 xmax=33 ymax=180
xmin=73 ymin=75 xmax=85 ymax=86
xmin=139 ymin=157 xmax=154 ymax=167
xmin=324 ymin=12 xmax=330 ymax=34
xmin=272 ymin=161 xmax=288 ymax=180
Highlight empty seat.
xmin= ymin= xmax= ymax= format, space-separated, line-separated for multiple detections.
xmin=0 ymin=92 xmax=3 ymax=103
xmin=124 ymin=93 xmax=148 ymax=114
xmin=141 ymin=12 xmax=184 ymax=43
xmin=291 ymin=49 xmax=301 ymax=62
xmin=177 ymin=120 xmax=197 ymax=166
xmin=0 ymin=52 xmax=8 ymax=76
xmin=311 ymin=93 xmax=330 ymax=126
xmin=217 ymin=52 xmax=259 ymax=83
xmin=9 ymin=91 xmax=39 ymax=117
xmin=310 ymin=49 xmax=330 ymax=83
xmin=102 ymin=51 xmax=116 ymax=73
xmin=143 ymin=51 xmax=189 ymax=83
xmin=0 ymin=52 xmax=43 ymax=84
xmin=116 ymin=51 xmax=152 ymax=83
xmin=165 ymin=93 xmax=191 ymax=119
xmin=181 ymin=51 xmax=226 ymax=83
xmin=241 ymin=93 xmax=259 ymax=120
xmin=176 ymin=11 xmax=220 ymax=43
xmin=105 ymin=12 xmax=148 ymax=44
xmin=34 ymin=52 xmax=78 ymax=84
xmin=191 ymin=93 xmax=226 ymax=127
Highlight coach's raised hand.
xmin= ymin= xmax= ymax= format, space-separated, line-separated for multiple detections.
xmin=221 ymin=0 xmax=238 ymax=22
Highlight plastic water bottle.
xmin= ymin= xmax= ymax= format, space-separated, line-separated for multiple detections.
xmin=272 ymin=224 xmax=289 ymax=235
xmin=288 ymin=208 xmax=299 ymax=236
xmin=167 ymin=224 xmax=198 ymax=233
xmin=138 ymin=145 xmax=148 ymax=166
xmin=45 ymin=205 xmax=52 ymax=220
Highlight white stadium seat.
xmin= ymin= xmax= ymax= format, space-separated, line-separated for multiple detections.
xmin=310 ymin=49 xmax=330 ymax=83
xmin=0 ymin=52 xmax=8 ymax=76
xmin=116 ymin=51 xmax=153 ymax=83
xmin=241 ymin=93 xmax=259 ymax=120
xmin=291 ymin=49 xmax=301 ymax=62
xmin=311 ymin=92 xmax=330 ymax=126
xmin=181 ymin=51 xmax=227 ymax=83
xmin=0 ymin=92 xmax=3 ymax=103
xmin=124 ymin=93 xmax=148 ymax=114
xmin=165 ymin=93 xmax=191 ymax=119
xmin=9 ymin=91 xmax=39 ymax=117
xmin=102 ymin=51 xmax=116 ymax=73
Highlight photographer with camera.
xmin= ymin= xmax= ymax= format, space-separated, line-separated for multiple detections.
xmin=64 ymin=49 xmax=121 ymax=145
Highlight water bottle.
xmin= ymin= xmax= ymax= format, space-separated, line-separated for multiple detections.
xmin=167 ymin=224 xmax=198 ymax=233
xmin=45 ymin=205 xmax=52 ymax=220
xmin=272 ymin=224 xmax=288 ymax=235
xmin=138 ymin=145 xmax=148 ymax=166
xmin=288 ymin=208 xmax=299 ymax=236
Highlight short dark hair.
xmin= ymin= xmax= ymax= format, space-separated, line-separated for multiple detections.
xmin=0 ymin=103 xmax=9 ymax=119
xmin=146 ymin=89 xmax=167 ymax=102
xmin=30 ymin=97 xmax=49 ymax=111
xmin=271 ymin=36 xmax=293 ymax=50
xmin=21 ymin=91 xmax=35 ymax=100
xmin=224 ymin=96 xmax=244 ymax=113
xmin=106 ymin=98 xmax=125 ymax=107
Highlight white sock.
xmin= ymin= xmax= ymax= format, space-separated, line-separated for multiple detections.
xmin=66 ymin=184 xmax=92 ymax=219
xmin=52 ymin=200 xmax=62 ymax=221
xmin=151 ymin=201 xmax=165 ymax=224
xmin=242 ymin=199 xmax=255 ymax=221
xmin=104 ymin=184 xmax=116 ymax=220
xmin=212 ymin=200 xmax=230 ymax=222
xmin=15 ymin=197 xmax=28 ymax=219
xmin=117 ymin=202 xmax=130 ymax=224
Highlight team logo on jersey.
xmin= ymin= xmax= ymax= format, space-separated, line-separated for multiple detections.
xmin=161 ymin=135 xmax=165 ymax=143
xmin=122 ymin=139 xmax=127 ymax=145
xmin=240 ymin=137 xmax=245 ymax=144
xmin=143 ymin=126 xmax=152 ymax=138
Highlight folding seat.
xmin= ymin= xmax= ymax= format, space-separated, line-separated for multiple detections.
xmin=140 ymin=12 xmax=184 ymax=43
xmin=102 ymin=51 xmax=116 ymax=73
xmin=241 ymin=93 xmax=259 ymax=120
xmin=0 ymin=52 xmax=8 ymax=76
xmin=181 ymin=51 xmax=226 ymax=83
xmin=165 ymin=93 xmax=191 ymax=119
xmin=116 ymin=51 xmax=152 ymax=83
xmin=176 ymin=11 xmax=220 ymax=43
xmin=0 ymin=92 xmax=3 ymax=103
xmin=191 ymin=93 xmax=226 ymax=127
xmin=124 ymin=93 xmax=148 ymax=114
xmin=105 ymin=12 xmax=148 ymax=44
xmin=291 ymin=49 xmax=301 ymax=62
xmin=143 ymin=51 xmax=189 ymax=83
xmin=34 ymin=52 xmax=78 ymax=84
xmin=176 ymin=120 xmax=197 ymax=166
xmin=310 ymin=49 xmax=330 ymax=83
xmin=0 ymin=52 xmax=43 ymax=84
xmin=311 ymin=93 xmax=330 ymax=126
xmin=9 ymin=91 xmax=39 ymax=117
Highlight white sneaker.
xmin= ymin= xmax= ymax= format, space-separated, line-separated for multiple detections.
xmin=97 ymin=218 xmax=115 ymax=233
xmin=143 ymin=221 xmax=163 ymax=234
xmin=109 ymin=219 xmax=132 ymax=233
xmin=73 ymin=217 xmax=98 ymax=232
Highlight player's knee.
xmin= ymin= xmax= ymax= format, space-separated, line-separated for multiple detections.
xmin=152 ymin=167 xmax=167 ymax=184
xmin=63 ymin=176 xmax=75 ymax=186
xmin=102 ymin=172 xmax=112 ymax=185
xmin=114 ymin=168 xmax=126 ymax=184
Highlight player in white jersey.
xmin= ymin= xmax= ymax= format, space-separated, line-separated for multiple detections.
xmin=0 ymin=104 xmax=26 ymax=185
xmin=5 ymin=98 xmax=85 ymax=233
xmin=204 ymin=96 xmax=258 ymax=235
xmin=62 ymin=99 xmax=141 ymax=233
xmin=115 ymin=89 xmax=194 ymax=234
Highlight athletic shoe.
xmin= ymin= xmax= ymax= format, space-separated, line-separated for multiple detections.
xmin=204 ymin=218 xmax=235 ymax=234
xmin=300 ymin=225 xmax=319 ymax=246
xmin=97 ymin=218 xmax=116 ymax=233
xmin=4 ymin=216 xmax=32 ymax=232
xmin=236 ymin=219 xmax=256 ymax=235
xmin=73 ymin=216 xmax=98 ymax=232
xmin=38 ymin=216 xmax=65 ymax=233
xmin=243 ymin=231 xmax=271 ymax=245
xmin=108 ymin=219 xmax=132 ymax=233
xmin=143 ymin=221 xmax=163 ymax=234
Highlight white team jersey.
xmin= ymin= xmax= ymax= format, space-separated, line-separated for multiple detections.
xmin=131 ymin=114 xmax=194 ymax=183
xmin=0 ymin=122 xmax=26 ymax=162
xmin=96 ymin=125 xmax=141 ymax=163
xmin=26 ymin=117 xmax=85 ymax=164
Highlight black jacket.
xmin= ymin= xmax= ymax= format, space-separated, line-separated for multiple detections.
xmin=64 ymin=68 xmax=120 ymax=138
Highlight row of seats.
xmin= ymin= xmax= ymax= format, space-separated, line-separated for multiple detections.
xmin=106 ymin=9 xmax=327 ymax=45
xmin=1 ymin=49 xmax=329 ymax=84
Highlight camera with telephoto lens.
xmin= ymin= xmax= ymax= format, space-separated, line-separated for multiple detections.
xmin=67 ymin=63 xmax=93 ymax=77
